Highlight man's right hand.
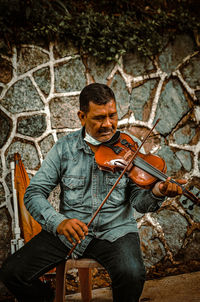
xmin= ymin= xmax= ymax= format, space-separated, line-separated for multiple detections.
xmin=56 ymin=218 xmax=88 ymax=246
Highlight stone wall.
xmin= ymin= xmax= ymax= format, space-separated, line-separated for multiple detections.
xmin=0 ymin=34 xmax=200 ymax=294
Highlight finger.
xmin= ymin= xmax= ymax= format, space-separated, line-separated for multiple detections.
xmin=159 ymin=177 xmax=171 ymax=195
xmin=168 ymin=182 xmax=178 ymax=196
xmin=64 ymin=226 xmax=82 ymax=245
xmin=76 ymin=220 xmax=88 ymax=236
xmin=68 ymin=219 xmax=88 ymax=243
xmin=163 ymin=182 xmax=183 ymax=197
xmin=72 ymin=223 xmax=87 ymax=240
xmin=69 ymin=219 xmax=88 ymax=238
xmin=177 ymin=185 xmax=183 ymax=195
xmin=174 ymin=179 xmax=187 ymax=185
xmin=62 ymin=228 xmax=77 ymax=246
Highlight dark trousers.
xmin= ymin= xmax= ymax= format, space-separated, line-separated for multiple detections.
xmin=0 ymin=231 xmax=146 ymax=302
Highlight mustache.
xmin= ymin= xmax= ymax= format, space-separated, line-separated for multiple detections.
xmin=98 ymin=128 xmax=114 ymax=134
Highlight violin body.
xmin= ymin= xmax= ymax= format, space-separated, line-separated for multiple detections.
xmin=95 ymin=133 xmax=167 ymax=188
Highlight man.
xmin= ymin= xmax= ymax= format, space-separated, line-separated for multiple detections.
xmin=0 ymin=83 xmax=186 ymax=302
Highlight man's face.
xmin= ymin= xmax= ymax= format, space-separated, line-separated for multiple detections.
xmin=78 ymin=99 xmax=118 ymax=142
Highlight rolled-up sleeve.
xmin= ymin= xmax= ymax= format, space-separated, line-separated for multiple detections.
xmin=24 ymin=142 xmax=66 ymax=235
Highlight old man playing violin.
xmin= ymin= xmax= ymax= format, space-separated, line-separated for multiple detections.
xmin=0 ymin=83 xmax=186 ymax=302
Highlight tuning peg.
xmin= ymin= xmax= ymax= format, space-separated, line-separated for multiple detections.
xmin=182 ymin=199 xmax=187 ymax=205
xmin=188 ymin=204 xmax=194 ymax=211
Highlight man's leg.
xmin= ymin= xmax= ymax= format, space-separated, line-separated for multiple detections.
xmin=83 ymin=232 xmax=146 ymax=302
xmin=0 ymin=230 xmax=69 ymax=302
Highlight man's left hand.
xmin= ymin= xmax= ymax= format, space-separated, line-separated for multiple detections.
xmin=152 ymin=177 xmax=187 ymax=197
xmin=158 ymin=177 xmax=187 ymax=197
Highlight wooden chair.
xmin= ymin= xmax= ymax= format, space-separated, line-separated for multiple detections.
xmin=55 ymin=258 xmax=103 ymax=302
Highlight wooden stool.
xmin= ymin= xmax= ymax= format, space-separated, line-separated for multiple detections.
xmin=55 ymin=258 xmax=103 ymax=302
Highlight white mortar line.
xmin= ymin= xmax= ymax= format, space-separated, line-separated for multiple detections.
xmin=0 ymin=54 xmax=80 ymax=100
xmin=51 ymin=91 xmax=81 ymax=98
xmin=11 ymin=46 xmax=17 ymax=78
xmin=174 ymin=50 xmax=199 ymax=71
xmin=48 ymin=42 xmax=55 ymax=98
xmin=0 ymin=105 xmax=14 ymax=118
xmin=14 ymin=110 xmax=47 ymax=118
xmin=35 ymin=141 xmax=44 ymax=164
xmin=173 ymin=70 xmax=196 ymax=100
xmin=29 ymin=74 xmax=47 ymax=104
xmin=169 ymin=141 xmax=200 ymax=177
xmin=145 ymin=213 xmax=174 ymax=262
xmin=21 ymin=44 xmax=51 ymax=56
xmin=194 ymin=106 xmax=200 ymax=123
xmin=148 ymin=73 xmax=167 ymax=125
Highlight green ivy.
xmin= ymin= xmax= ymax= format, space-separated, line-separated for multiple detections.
xmin=0 ymin=0 xmax=199 ymax=63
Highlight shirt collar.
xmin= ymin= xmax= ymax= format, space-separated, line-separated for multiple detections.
xmin=76 ymin=127 xmax=93 ymax=154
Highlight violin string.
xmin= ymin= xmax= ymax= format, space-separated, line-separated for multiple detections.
xmin=134 ymin=157 xmax=199 ymax=202
xmin=134 ymin=157 xmax=181 ymax=186
xmin=128 ymin=143 xmax=183 ymax=185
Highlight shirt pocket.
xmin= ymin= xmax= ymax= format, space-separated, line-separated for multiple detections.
xmin=61 ymin=176 xmax=85 ymax=206
xmin=106 ymin=175 xmax=128 ymax=206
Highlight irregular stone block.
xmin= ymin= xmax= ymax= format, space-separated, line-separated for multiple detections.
xmin=0 ymin=208 xmax=12 ymax=263
xmin=123 ymin=52 xmax=154 ymax=76
xmin=17 ymin=47 xmax=49 ymax=75
xmin=6 ymin=140 xmax=39 ymax=170
xmin=87 ymin=56 xmax=114 ymax=84
xmin=5 ymin=173 xmax=12 ymax=194
xmin=0 ymin=59 xmax=12 ymax=84
xmin=0 ymin=159 xmax=2 ymax=179
xmin=54 ymin=58 xmax=86 ymax=92
xmin=0 ymin=183 xmax=5 ymax=207
xmin=176 ymin=230 xmax=200 ymax=262
xmin=175 ymin=150 xmax=192 ymax=172
xmin=154 ymin=209 xmax=188 ymax=255
xmin=54 ymin=41 xmax=79 ymax=59
xmin=154 ymin=79 xmax=190 ymax=136
xmin=50 ymin=96 xmax=81 ymax=129
xmin=181 ymin=53 xmax=200 ymax=88
xmin=110 ymin=73 xmax=130 ymax=119
xmin=33 ymin=67 xmax=51 ymax=96
xmin=39 ymin=134 xmax=55 ymax=158
xmin=139 ymin=225 xmax=166 ymax=268
xmin=0 ymin=110 xmax=12 ymax=148
xmin=157 ymin=143 xmax=182 ymax=174
xmin=130 ymin=79 xmax=158 ymax=121
xmin=158 ymin=34 xmax=196 ymax=75
xmin=173 ymin=124 xmax=196 ymax=145
xmin=17 ymin=114 xmax=47 ymax=137
xmin=1 ymin=77 xmax=44 ymax=113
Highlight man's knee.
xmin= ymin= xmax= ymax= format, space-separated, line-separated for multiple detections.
xmin=112 ymin=260 xmax=146 ymax=287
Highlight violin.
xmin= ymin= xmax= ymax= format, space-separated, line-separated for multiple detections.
xmin=95 ymin=132 xmax=200 ymax=206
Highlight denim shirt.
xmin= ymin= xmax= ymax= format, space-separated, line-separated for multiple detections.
xmin=24 ymin=128 xmax=165 ymax=256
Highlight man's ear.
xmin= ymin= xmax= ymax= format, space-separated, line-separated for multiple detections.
xmin=77 ymin=110 xmax=86 ymax=126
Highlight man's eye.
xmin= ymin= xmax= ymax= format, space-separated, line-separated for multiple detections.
xmin=95 ymin=116 xmax=104 ymax=121
xmin=110 ymin=113 xmax=117 ymax=118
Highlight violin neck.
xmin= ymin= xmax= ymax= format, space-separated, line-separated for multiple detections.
xmin=133 ymin=157 xmax=200 ymax=205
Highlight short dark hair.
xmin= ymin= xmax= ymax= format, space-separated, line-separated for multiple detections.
xmin=79 ymin=83 xmax=116 ymax=113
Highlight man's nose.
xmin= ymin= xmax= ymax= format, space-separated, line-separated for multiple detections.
xmin=102 ymin=117 xmax=112 ymax=127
